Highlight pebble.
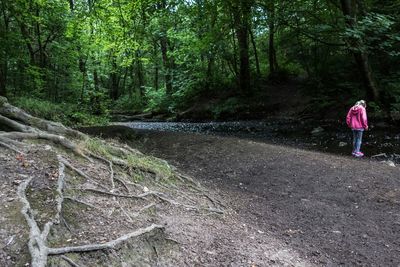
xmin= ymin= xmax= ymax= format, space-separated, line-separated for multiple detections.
xmin=338 ymin=142 xmax=347 ymax=147
xmin=384 ymin=160 xmax=396 ymax=167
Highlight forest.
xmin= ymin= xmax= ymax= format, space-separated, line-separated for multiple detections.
xmin=1 ymin=1 xmax=400 ymax=266
xmin=1 ymin=0 xmax=399 ymax=125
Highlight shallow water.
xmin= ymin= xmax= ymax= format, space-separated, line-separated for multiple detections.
xmin=118 ymin=120 xmax=400 ymax=163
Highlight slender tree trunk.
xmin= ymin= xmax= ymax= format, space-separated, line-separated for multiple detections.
xmin=121 ymin=67 xmax=128 ymax=95
xmin=0 ymin=65 xmax=6 ymax=97
xmin=68 ymin=0 xmax=74 ymax=11
xmin=79 ymin=57 xmax=87 ymax=102
xmin=93 ymin=69 xmax=99 ymax=92
xmin=339 ymin=0 xmax=379 ymax=101
xmin=230 ymin=27 xmax=239 ymax=77
xmin=0 ymin=3 xmax=9 ymax=97
xmin=136 ymin=50 xmax=145 ymax=97
xmin=249 ymin=28 xmax=260 ymax=76
xmin=110 ymin=57 xmax=120 ymax=100
xmin=268 ymin=1 xmax=278 ymax=75
xmin=159 ymin=0 xmax=173 ymax=95
xmin=35 ymin=5 xmax=46 ymax=69
xmin=205 ymin=56 xmax=214 ymax=90
xmin=233 ymin=0 xmax=251 ymax=94
xmin=19 ymin=24 xmax=35 ymax=65
xmin=160 ymin=36 xmax=172 ymax=94
xmin=153 ymin=41 xmax=159 ymax=90
xmin=236 ymin=26 xmax=250 ymax=93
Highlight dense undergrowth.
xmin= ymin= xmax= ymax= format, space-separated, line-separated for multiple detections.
xmin=11 ymin=97 xmax=110 ymax=127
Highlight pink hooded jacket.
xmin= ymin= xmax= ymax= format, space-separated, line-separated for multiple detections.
xmin=346 ymin=105 xmax=368 ymax=130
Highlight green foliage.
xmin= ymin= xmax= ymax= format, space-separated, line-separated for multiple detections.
xmin=211 ymin=97 xmax=249 ymax=119
xmin=1 ymin=0 xmax=400 ymax=122
xmin=12 ymin=97 xmax=109 ymax=126
xmin=144 ymin=87 xmax=170 ymax=113
xmin=343 ymin=12 xmax=399 ymax=55
xmin=113 ymin=95 xmax=144 ymax=113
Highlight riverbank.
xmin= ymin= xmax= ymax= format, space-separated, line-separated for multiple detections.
xmin=90 ymin=119 xmax=400 ymax=163
xmin=81 ymin=125 xmax=400 ymax=266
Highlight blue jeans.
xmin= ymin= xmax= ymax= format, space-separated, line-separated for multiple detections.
xmin=352 ymin=129 xmax=364 ymax=153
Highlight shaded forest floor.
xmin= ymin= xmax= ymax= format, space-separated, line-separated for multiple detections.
xmin=84 ymin=126 xmax=400 ymax=266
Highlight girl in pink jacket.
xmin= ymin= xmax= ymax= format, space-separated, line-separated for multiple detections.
xmin=346 ymin=100 xmax=368 ymax=157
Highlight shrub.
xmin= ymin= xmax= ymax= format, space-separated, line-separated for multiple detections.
xmin=11 ymin=97 xmax=109 ymax=127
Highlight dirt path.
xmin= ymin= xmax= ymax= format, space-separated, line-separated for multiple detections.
xmin=80 ymin=125 xmax=400 ymax=266
xmin=117 ymin=128 xmax=400 ymax=266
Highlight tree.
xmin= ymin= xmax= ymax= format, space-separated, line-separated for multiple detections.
xmin=339 ymin=0 xmax=380 ymax=101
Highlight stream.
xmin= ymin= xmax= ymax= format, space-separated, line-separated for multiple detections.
xmin=116 ymin=119 xmax=400 ymax=164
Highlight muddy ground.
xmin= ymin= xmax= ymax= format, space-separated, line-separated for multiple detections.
xmin=83 ymin=126 xmax=400 ymax=266
xmin=0 ymin=136 xmax=312 ymax=267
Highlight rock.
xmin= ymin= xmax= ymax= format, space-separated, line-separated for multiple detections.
xmin=12 ymin=180 xmax=22 ymax=185
xmin=384 ymin=160 xmax=396 ymax=167
xmin=338 ymin=142 xmax=347 ymax=147
xmin=382 ymin=143 xmax=393 ymax=147
xmin=311 ymin=127 xmax=324 ymax=135
xmin=371 ymin=153 xmax=387 ymax=159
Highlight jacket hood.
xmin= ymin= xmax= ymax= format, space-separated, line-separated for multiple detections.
xmin=351 ymin=105 xmax=364 ymax=115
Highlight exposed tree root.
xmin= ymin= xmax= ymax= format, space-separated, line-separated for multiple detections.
xmin=0 ymin=96 xmax=84 ymax=138
xmin=115 ymin=176 xmax=130 ymax=193
xmin=1 ymin=97 xmax=223 ymax=266
xmin=0 ymin=140 xmax=23 ymax=154
xmin=61 ymin=158 xmax=109 ymax=191
xmin=0 ymin=131 xmax=91 ymax=161
xmin=18 ymin=156 xmax=164 ymax=267
xmin=140 ymin=191 xmax=224 ymax=214
xmin=132 ymin=203 xmax=156 ymax=217
xmin=77 ymin=187 xmax=145 ymax=200
xmin=18 ymin=176 xmax=49 ymax=267
xmin=64 ymin=197 xmax=105 ymax=214
xmin=48 ymin=224 xmax=164 ymax=255
xmin=116 ymin=202 xmax=134 ymax=223
xmin=89 ymin=153 xmax=115 ymax=190
xmin=60 ymin=255 xmax=83 ymax=267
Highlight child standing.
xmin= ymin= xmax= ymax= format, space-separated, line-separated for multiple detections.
xmin=346 ymin=100 xmax=368 ymax=157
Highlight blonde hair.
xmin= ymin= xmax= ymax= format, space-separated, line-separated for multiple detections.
xmin=355 ymin=100 xmax=366 ymax=108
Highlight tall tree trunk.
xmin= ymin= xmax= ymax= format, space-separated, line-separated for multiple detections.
xmin=159 ymin=0 xmax=173 ymax=95
xmin=160 ymin=36 xmax=172 ymax=94
xmin=35 ymin=5 xmax=46 ymax=69
xmin=136 ymin=50 xmax=145 ymax=97
xmin=0 ymin=2 xmax=9 ymax=97
xmin=205 ymin=56 xmax=214 ymax=91
xmin=0 ymin=65 xmax=6 ymax=97
xmin=249 ymin=28 xmax=260 ymax=76
xmin=339 ymin=0 xmax=379 ymax=101
xmin=79 ymin=57 xmax=87 ymax=102
xmin=110 ymin=57 xmax=119 ymax=100
xmin=233 ymin=0 xmax=252 ymax=94
xmin=68 ymin=0 xmax=74 ymax=11
xmin=153 ymin=40 xmax=159 ymax=90
xmin=268 ymin=1 xmax=278 ymax=76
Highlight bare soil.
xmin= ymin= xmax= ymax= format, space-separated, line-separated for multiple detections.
xmin=85 ymin=126 xmax=400 ymax=266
